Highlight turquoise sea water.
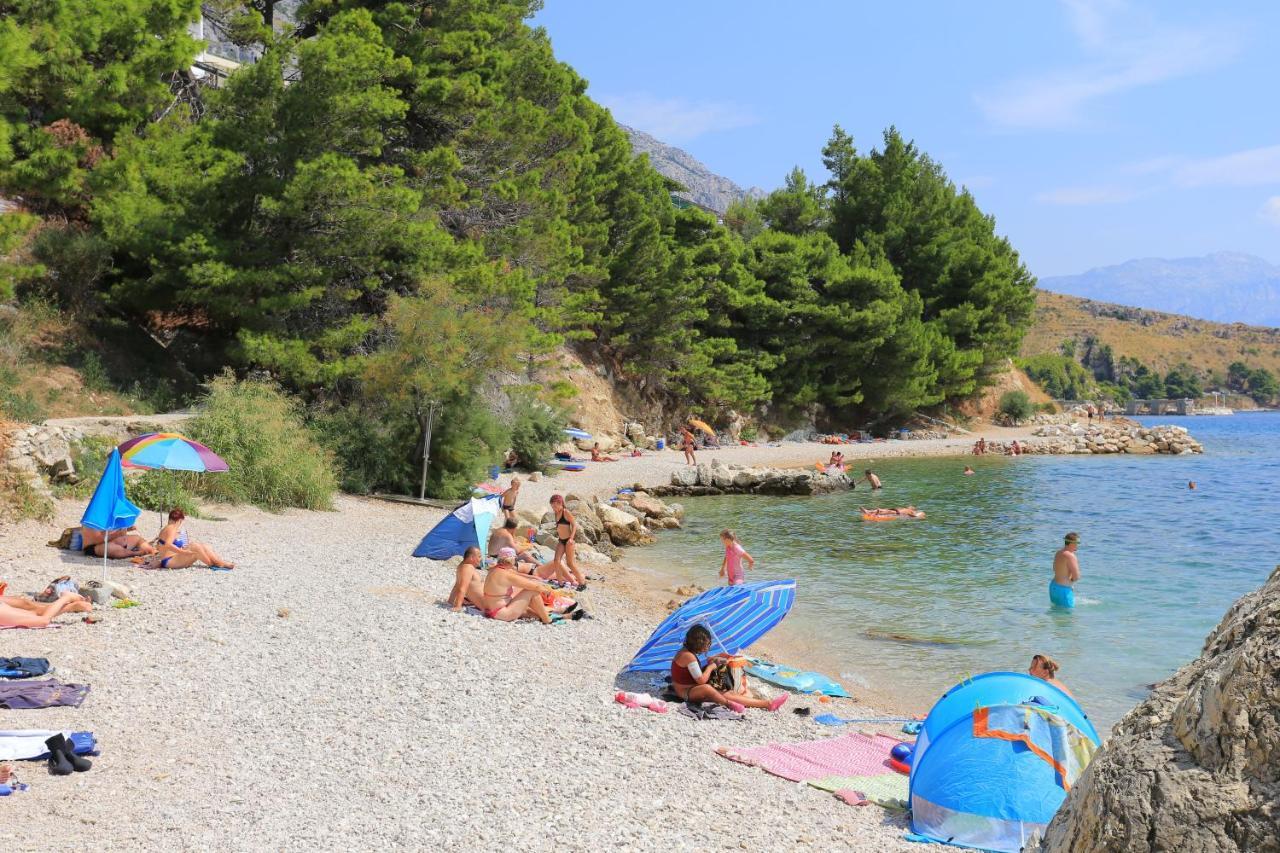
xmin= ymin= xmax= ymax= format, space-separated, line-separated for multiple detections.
xmin=630 ymin=413 xmax=1280 ymax=731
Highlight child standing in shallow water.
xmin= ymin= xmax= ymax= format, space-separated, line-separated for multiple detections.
xmin=718 ymin=529 xmax=754 ymax=586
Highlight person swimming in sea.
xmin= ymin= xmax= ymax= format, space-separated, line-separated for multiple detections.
xmin=963 ymin=465 xmax=975 ymax=475
xmin=1050 ymin=532 xmax=1081 ymax=608
xmin=1029 ymin=654 xmax=1073 ymax=697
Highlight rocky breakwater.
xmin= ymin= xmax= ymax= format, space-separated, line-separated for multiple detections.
xmin=1041 ymin=565 xmax=1280 ymax=852
xmin=524 ymin=490 xmax=685 ymax=552
xmin=651 ymin=458 xmax=852 ymax=497
xmin=1027 ymin=423 xmax=1203 ymax=455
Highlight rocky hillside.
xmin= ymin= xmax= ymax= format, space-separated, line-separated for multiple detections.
xmin=1040 ymin=252 xmax=1280 ymax=326
xmin=620 ymin=125 xmax=762 ymax=213
xmin=1024 ymin=289 xmax=1280 ymax=378
xmin=1042 ymin=565 xmax=1280 ymax=852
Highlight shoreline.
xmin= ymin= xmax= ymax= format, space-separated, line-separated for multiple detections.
xmin=0 ymin=421 xmax=1205 ymax=848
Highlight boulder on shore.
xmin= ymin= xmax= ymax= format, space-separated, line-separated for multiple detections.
xmin=1041 ymin=565 xmax=1280 ymax=852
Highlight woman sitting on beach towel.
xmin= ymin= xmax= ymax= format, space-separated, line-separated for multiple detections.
xmin=590 ymin=443 xmax=617 ymax=462
xmin=480 ymin=554 xmax=563 ymax=623
xmin=0 ymin=592 xmax=91 ymax=628
xmin=153 ymin=509 xmax=235 ymax=570
xmin=670 ymin=625 xmax=787 ymax=714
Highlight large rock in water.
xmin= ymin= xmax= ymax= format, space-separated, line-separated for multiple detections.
xmin=1042 ymin=566 xmax=1280 ymax=853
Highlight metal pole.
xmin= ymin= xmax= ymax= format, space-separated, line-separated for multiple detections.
xmin=418 ymin=401 xmax=437 ymax=501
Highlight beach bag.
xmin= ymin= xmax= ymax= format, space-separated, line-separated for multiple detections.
xmin=47 ymin=527 xmax=81 ymax=550
xmin=80 ymin=581 xmax=112 ymax=605
xmin=34 ymin=576 xmax=78 ymax=603
xmin=708 ymin=661 xmax=735 ymax=693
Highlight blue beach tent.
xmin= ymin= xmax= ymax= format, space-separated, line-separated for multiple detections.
xmin=908 ymin=673 xmax=1102 ymax=852
xmin=412 ymin=494 xmax=501 ymax=560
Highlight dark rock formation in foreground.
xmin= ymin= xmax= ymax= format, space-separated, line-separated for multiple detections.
xmin=1042 ymin=566 xmax=1280 ymax=852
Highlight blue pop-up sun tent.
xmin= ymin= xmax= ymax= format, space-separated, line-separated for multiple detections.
xmin=907 ymin=672 xmax=1102 ymax=852
xmin=412 ymin=494 xmax=502 ymax=560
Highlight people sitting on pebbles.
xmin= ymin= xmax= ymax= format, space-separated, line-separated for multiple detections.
xmin=150 ymin=508 xmax=235 ymax=570
xmin=670 ymin=625 xmax=787 ymax=713
xmin=447 ymin=546 xmax=583 ymax=623
xmin=82 ymin=526 xmax=155 ymax=559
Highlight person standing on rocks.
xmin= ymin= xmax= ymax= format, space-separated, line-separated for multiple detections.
xmin=500 ymin=477 xmax=520 ymax=524
xmin=549 ymin=495 xmax=585 ymax=587
xmin=1050 ymin=532 xmax=1081 ymax=609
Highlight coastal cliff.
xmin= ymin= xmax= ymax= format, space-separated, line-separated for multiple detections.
xmin=1042 ymin=566 xmax=1280 ymax=852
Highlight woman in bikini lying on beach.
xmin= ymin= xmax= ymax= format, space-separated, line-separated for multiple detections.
xmin=153 ymin=508 xmax=235 ymax=569
xmin=670 ymin=625 xmax=787 ymax=713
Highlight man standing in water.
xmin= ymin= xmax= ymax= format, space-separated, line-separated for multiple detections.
xmin=1050 ymin=532 xmax=1081 ymax=608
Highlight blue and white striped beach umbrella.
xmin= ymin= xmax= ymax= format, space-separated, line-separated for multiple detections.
xmin=624 ymin=579 xmax=797 ymax=672
xmin=563 ymin=427 xmax=592 ymax=441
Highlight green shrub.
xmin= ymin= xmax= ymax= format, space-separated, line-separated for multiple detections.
xmin=0 ymin=388 xmax=46 ymax=423
xmin=186 ymin=374 xmax=337 ymax=511
xmin=53 ymin=434 xmax=117 ymax=499
xmin=1038 ymin=401 xmax=1058 ymax=413
xmin=425 ymin=397 xmax=508 ymax=500
xmin=315 ymin=404 xmax=420 ymax=495
xmin=507 ymin=392 xmax=565 ymax=471
xmin=129 ymin=469 xmax=200 ymax=517
xmin=998 ymin=390 xmax=1034 ymax=423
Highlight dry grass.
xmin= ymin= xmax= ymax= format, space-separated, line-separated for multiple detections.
xmin=1024 ymin=291 xmax=1280 ymax=378
xmin=0 ymin=418 xmax=53 ymax=521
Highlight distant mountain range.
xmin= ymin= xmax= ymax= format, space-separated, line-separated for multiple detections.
xmin=620 ymin=125 xmax=763 ymax=213
xmin=1040 ymin=252 xmax=1280 ymax=327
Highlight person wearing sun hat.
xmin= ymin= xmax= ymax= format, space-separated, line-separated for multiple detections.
xmin=1051 ymin=532 xmax=1081 ymax=608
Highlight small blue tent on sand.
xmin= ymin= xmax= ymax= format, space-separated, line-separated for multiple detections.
xmin=907 ymin=672 xmax=1101 ymax=853
xmin=412 ymin=494 xmax=502 ymax=560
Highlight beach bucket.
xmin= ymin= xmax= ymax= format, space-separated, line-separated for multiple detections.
xmin=656 ymin=438 xmax=665 ymax=450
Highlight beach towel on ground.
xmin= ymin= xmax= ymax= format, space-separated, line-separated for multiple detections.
xmin=0 ymin=658 xmax=51 ymax=679
xmin=678 ymin=702 xmax=744 ymax=721
xmin=0 ymin=731 xmax=97 ymax=761
xmin=716 ymin=731 xmax=908 ymax=808
xmin=0 ymin=680 xmax=90 ymax=710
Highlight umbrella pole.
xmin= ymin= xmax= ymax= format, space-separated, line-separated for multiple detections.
xmin=102 ymin=534 xmax=108 ymax=585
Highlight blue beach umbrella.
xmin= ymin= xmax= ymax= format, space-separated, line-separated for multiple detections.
xmin=624 ymin=579 xmax=797 ymax=672
xmin=412 ymin=494 xmax=502 ymax=560
xmin=80 ymin=448 xmax=142 ymax=582
xmin=563 ymin=427 xmax=592 ymax=441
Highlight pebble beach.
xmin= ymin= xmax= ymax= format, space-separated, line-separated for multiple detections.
xmin=0 ymin=437 xmax=1035 ymax=851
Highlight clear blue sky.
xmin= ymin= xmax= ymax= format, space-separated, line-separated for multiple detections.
xmin=532 ymin=0 xmax=1280 ymax=278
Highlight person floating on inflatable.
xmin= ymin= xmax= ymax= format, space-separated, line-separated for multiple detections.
xmin=1050 ymin=532 xmax=1081 ymax=609
xmin=860 ymin=506 xmax=925 ymax=520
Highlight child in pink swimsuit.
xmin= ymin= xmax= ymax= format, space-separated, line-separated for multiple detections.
xmin=718 ymin=529 xmax=755 ymax=586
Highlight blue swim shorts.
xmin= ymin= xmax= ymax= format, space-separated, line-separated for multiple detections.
xmin=1049 ymin=581 xmax=1075 ymax=608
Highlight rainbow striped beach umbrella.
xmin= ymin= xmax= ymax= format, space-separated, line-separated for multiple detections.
xmin=117 ymin=433 xmax=229 ymax=473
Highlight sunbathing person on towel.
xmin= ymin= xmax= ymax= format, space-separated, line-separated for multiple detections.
xmin=81 ymin=526 xmax=155 ymax=559
xmin=0 ymin=593 xmax=91 ymax=628
xmin=447 ymin=547 xmax=488 ymax=612
xmin=481 ymin=553 xmax=558 ymax=623
xmin=670 ymin=625 xmax=787 ymax=713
